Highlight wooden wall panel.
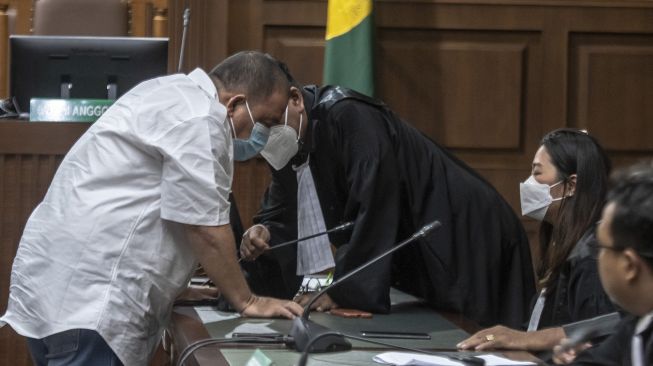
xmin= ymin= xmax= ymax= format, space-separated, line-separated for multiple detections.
xmin=570 ymin=33 xmax=653 ymax=151
xmin=264 ymin=27 xmax=326 ymax=87
xmin=1 ymin=1 xmax=653 ymax=364
xmin=377 ymin=30 xmax=537 ymax=149
xmin=232 ymin=159 xmax=272 ymax=228
xmin=168 ymin=0 xmax=228 ymax=73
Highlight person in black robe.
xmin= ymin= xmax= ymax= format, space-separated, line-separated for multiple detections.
xmin=240 ymin=70 xmax=535 ymax=328
xmin=458 ymin=129 xmax=616 ymax=357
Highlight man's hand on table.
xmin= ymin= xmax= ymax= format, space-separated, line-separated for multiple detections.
xmin=293 ymin=292 xmax=339 ymax=312
xmin=240 ymin=295 xmax=304 ymax=319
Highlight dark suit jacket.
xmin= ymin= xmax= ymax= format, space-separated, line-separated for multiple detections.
xmin=572 ymin=314 xmax=653 ymax=365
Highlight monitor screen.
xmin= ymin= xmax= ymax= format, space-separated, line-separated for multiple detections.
xmin=10 ymin=35 xmax=169 ymax=114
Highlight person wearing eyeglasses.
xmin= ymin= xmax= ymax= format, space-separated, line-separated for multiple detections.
xmin=458 ymin=129 xmax=617 ymax=357
xmin=552 ymin=161 xmax=653 ymax=365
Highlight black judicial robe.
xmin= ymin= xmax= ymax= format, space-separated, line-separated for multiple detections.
xmin=537 ymin=227 xmax=615 ymax=330
xmin=252 ymin=85 xmax=535 ymax=327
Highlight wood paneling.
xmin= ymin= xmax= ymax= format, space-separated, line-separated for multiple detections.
xmin=570 ymin=33 xmax=653 ymax=151
xmin=264 ymin=27 xmax=326 ymax=87
xmin=168 ymin=0 xmax=228 ymax=73
xmin=232 ymin=159 xmax=273 ymax=228
xmin=2 ymin=0 xmax=653 ymax=364
xmin=377 ymin=30 xmax=537 ymax=150
xmin=0 ymin=4 xmax=8 ymax=97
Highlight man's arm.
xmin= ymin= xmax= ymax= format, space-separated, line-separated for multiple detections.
xmin=184 ymin=224 xmax=303 ymax=318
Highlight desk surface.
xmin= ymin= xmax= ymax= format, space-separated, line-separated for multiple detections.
xmin=168 ymin=300 xmax=543 ymax=366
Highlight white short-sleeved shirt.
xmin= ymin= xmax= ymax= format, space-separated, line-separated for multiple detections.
xmin=0 ymin=69 xmax=231 ymax=365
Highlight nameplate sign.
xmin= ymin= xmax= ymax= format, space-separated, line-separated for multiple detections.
xmin=30 ymin=98 xmax=113 ymax=122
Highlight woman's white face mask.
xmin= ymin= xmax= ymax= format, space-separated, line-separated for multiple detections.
xmin=519 ymin=175 xmax=564 ymax=221
xmin=261 ymin=105 xmax=301 ymax=170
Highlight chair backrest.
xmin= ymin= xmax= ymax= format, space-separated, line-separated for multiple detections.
xmin=32 ymin=0 xmax=128 ymax=36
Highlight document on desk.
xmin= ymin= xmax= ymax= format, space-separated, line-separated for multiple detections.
xmin=195 ymin=306 xmax=240 ymax=324
xmin=373 ymin=352 xmax=536 ymax=366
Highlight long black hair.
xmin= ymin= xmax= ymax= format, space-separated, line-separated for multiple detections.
xmin=538 ymin=128 xmax=611 ymax=289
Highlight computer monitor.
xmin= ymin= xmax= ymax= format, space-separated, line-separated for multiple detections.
xmin=10 ymin=35 xmax=169 ymax=114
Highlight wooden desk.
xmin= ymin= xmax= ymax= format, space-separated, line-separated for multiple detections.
xmin=166 ymin=303 xmax=543 ymax=366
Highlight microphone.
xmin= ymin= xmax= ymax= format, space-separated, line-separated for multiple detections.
xmin=289 ymin=220 xmax=442 ymax=354
xmin=238 ymin=221 xmax=354 ymax=263
xmin=177 ymin=7 xmax=191 ymax=73
xmin=557 ymin=312 xmax=621 ymax=353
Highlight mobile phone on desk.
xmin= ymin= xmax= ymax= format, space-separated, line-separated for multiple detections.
xmin=360 ymin=330 xmax=431 ymax=340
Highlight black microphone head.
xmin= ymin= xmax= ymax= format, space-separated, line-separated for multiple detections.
xmin=560 ymin=325 xmax=602 ymax=353
xmin=289 ymin=317 xmax=351 ymax=353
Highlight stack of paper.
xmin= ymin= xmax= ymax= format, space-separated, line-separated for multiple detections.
xmin=373 ymin=352 xmax=537 ymax=366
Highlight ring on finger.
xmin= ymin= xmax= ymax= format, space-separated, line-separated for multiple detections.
xmin=485 ymin=334 xmax=495 ymax=342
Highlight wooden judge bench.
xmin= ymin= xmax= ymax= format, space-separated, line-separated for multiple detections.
xmin=1 ymin=0 xmax=653 ymax=365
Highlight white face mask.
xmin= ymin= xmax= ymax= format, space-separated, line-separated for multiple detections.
xmin=261 ymin=105 xmax=301 ymax=170
xmin=519 ymin=175 xmax=564 ymax=221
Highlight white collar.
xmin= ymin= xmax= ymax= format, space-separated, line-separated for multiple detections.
xmin=635 ymin=311 xmax=653 ymax=335
xmin=187 ymin=68 xmax=217 ymax=99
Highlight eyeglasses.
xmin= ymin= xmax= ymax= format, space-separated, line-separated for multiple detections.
xmin=587 ymin=243 xmax=623 ymax=252
xmin=587 ymin=242 xmax=624 ymax=260
xmin=588 ymin=243 xmax=653 ymax=259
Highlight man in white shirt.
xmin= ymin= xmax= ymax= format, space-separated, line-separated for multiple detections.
xmin=552 ymin=161 xmax=653 ymax=365
xmin=0 ymin=51 xmax=303 ymax=366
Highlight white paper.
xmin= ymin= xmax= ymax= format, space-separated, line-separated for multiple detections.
xmin=194 ymin=306 xmax=240 ymax=324
xmin=295 ymin=159 xmax=335 ymax=275
xmin=373 ymin=352 xmax=536 ymax=366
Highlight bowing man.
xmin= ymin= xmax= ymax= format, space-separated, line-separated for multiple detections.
xmin=239 ymin=60 xmax=535 ymax=328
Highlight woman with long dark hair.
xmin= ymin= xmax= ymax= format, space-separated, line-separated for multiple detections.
xmin=458 ymin=128 xmax=616 ymax=353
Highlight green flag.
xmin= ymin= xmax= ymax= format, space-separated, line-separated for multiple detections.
xmin=323 ymin=0 xmax=374 ymax=97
